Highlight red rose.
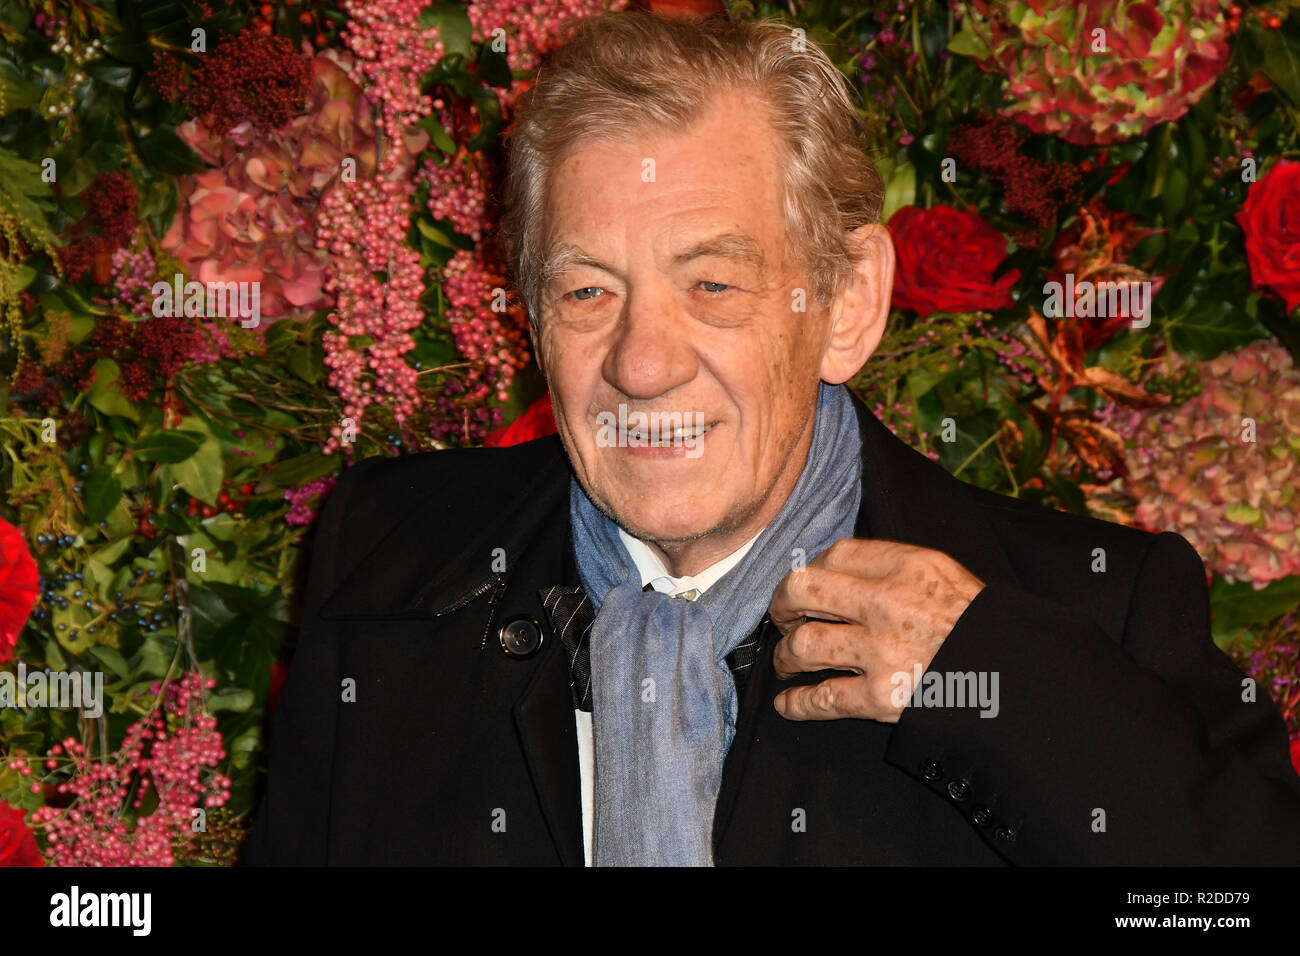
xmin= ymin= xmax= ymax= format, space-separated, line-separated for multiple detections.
xmin=0 ymin=518 xmax=40 ymax=664
xmin=888 ymin=205 xmax=1020 ymax=319
xmin=0 ymin=800 xmax=43 ymax=867
xmin=1236 ymin=158 xmax=1300 ymax=315
xmin=1291 ymin=736 xmax=1300 ymax=780
xmin=483 ymin=392 xmax=557 ymax=448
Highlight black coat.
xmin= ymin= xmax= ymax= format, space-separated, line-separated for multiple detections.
xmin=244 ymin=393 xmax=1300 ymax=865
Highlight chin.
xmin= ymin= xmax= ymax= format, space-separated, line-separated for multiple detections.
xmin=605 ymin=495 xmax=731 ymax=545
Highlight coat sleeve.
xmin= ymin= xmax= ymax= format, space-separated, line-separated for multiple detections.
xmin=241 ymin=457 xmax=378 ymax=866
xmin=884 ymin=529 xmax=1300 ymax=864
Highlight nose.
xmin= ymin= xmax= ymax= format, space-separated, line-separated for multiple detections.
xmin=600 ymin=283 xmax=698 ymax=401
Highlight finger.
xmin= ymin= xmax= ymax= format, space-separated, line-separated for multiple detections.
xmin=774 ymin=675 xmax=871 ymax=721
xmin=772 ymin=619 xmax=866 ymax=679
xmin=768 ymin=565 xmax=880 ymax=634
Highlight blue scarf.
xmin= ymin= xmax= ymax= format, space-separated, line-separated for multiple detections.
xmin=570 ymin=382 xmax=863 ymax=865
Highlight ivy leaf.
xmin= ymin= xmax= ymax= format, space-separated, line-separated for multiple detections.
xmin=476 ymin=43 xmax=513 ymax=88
xmin=1257 ymin=22 xmax=1300 ymax=104
xmin=1167 ymin=299 xmax=1269 ymax=360
xmin=418 ymin=0 xmax=473 ymax=60
xmin=1209 ymin=575 xmax=1300 ymax=643
xmin=170 ymin=437 xmax=224 ymax=504
xmin=137 ymin=126 xmax=205 ymax=176
xmin=89 ymin=646 xmax=131 ymax=681
xmin=83 ymin=466 xmax=123 ymax=525
xmin=134 ymin=430 xmax=206 ymax=463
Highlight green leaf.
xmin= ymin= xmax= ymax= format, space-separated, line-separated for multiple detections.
xmin=136 ymin=126 xmax=205 ymax=176
xmin=1209 ymin=575 xmax=1300 ymax=642
xmin=424 ymin=116 xmax=457 ymax=154
xmin=44 ymin=638 xmax=68 ymax=673
xmin=170 ymin=437 xmax=224 ymax=504
xmin=419 ymin=0 xmax=474 ymax=60
xmin=84 ymin=59 xmax=133 ymax=90
xmin=137 ymin=636 xmax=176 ymax=679
xmin=417 ymin=218 xmax=459 ymax=248
xmin=1257 ymin=24 xmax=1300 ymax=104
xmin=1167 ymin=299 xmax=1269 ymax=361
xmin=89 ymin=646 xmax=131 ymax=681
xmin=207 ymin=688 xmax=254 ymax=713
xmin=265 ymin=452 xmax=340 ymax=487
xmin=83 ymin=358 xmax=139 ymax=421
xmin=876 ymin=154 xmax=916 ymax=226
xmin=1161 ymin=166 xmax=1188 ymax=224
xmin=83 ymin=466 xmax=123 ymax=525
xmin=947 ymin=21 xmax=991 ymax=59
xmin=134 ymin=430 xmax=206 ymax=463
xmin=0 ymin=57 xmax=42 ymax=114
xmin=12 ymin=264 xmax=36 ymax=291
xmin=287 ymin=343 xmax=324 ymax=384
xmin=476 ymin=43 xmax=513 ymax=88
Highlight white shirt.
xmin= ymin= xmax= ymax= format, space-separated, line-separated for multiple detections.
xmin=575 ymin=527 xmax=764 ymax=865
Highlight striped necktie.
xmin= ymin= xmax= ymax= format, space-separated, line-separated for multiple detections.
xmin=538 ymin=584 xmax=765 ymax=712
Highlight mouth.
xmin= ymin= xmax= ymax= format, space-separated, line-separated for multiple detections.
xmin=626 ymin=421 xmax=717 ymax=446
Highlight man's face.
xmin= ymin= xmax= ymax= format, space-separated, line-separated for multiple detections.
xmin=534 ymin=89 xmax=835 ymax=551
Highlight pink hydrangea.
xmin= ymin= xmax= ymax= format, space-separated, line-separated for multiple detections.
xmin=1094 ymin=339 xmax=1300 ymax=588
xmin=161 ymin=51 xmax=378 ymax=323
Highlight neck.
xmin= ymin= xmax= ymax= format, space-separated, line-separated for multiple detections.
xmin=643 ymin=416 xmax=817 ymax=577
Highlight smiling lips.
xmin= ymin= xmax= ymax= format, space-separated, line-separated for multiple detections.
xmin=625 ymin=420 xmax=715 ymax=446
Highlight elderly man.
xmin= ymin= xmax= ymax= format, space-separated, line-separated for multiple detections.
xmin=245 ymin=11 xmax=1300 ymax=866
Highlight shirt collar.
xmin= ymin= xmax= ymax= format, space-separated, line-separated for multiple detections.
xmin=617 ymin=526 xmax=764 ymax=600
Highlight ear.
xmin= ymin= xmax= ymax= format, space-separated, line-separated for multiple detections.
xmin=819 ymin=223 xmax=895 ymax=385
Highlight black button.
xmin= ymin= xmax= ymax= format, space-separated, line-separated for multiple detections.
xmin=920 ymin=759 xmax=943 ymax=781
xmin=972 ymin=806 xmax=994 ymax=826
xmin=498 ymin=616 xmax=544 ymax=658
xmin=947 ymin=779 xmax=971 ymax=802
xmin=995 ymin=825 xmax=1017 ymax=843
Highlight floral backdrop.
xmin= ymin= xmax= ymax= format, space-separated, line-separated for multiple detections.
xmin=1 ymin=0 xmax=1298 ymax=865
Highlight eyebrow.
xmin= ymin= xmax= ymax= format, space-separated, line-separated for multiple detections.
xmin=540 ymin=231 xmax=766 ymax=286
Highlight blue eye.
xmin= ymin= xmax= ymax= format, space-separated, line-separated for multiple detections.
xmin=571 ymin=286 xmax=603 ymax=300
xmin=699 ymin=281 xmax=730 ymax=293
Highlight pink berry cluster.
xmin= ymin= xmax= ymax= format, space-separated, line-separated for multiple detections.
xmin=283 ymin=474 xmax=338 ymax=526
xmin=441 ymin=244 xmax=532 ymax=405
xmin=466 ymin=0 xmax=629 ymax=77
xmin=317 ymin=176 xmax=424 ymax=455
xmin=340 ymin=0 xmax=444 ymax=161
xmin=416 ymin=152 xmax=492 ymax=243
xmin=313 ymin=0 xmax=452 ymax=455
xmin=11 ymin=671 xmax=229 ymax=866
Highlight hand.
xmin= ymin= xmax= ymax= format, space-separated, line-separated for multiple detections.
xmin=769 ymin=538 xmax=985 ymax=723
